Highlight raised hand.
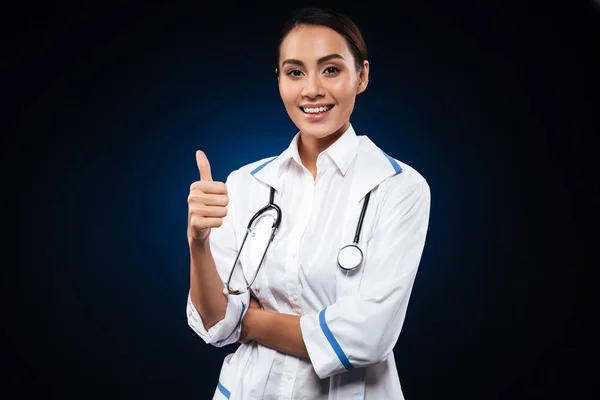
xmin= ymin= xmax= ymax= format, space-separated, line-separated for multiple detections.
xmin=187 ymin=150 xmax=229 ymax=244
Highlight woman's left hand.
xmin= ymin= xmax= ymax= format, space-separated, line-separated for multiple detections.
xmin=239 ymin=295 xmax=261 ymax=344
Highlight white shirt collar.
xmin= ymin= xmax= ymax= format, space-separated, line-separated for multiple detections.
xmin=321 ymin=124 xmax=359 ymax=176
xmin=250 ymin=124 xmax=402 ymax=201
xmin=270 ymin=124 xmax=359 ymax=177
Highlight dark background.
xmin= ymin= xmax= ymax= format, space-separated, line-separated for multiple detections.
xmin=4 ymin=1 xmax=597 ymax=399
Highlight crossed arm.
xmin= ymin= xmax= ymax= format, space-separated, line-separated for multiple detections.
xmin=240 ymin=296 xmax=309 ymax=358
xmin=191 ymin=174 xmax=431 ymax=379
xmin=237 ymin=178 xmax=430 ymax=364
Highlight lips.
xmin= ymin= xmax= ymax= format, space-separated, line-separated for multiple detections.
xmin=299 ymin=104 xmax=334 ymax=114
xmin=299 ymin=104 xmax=335 ymax=122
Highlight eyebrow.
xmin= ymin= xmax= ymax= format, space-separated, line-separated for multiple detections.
xmin=281 ymin=53 xmax=345 ymax=68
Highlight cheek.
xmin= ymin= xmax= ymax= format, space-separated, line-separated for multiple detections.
xmin=329 ymin=78 xmax=359 ymax=104
xmin=278 ymin=81 xmax=297 ymax=105
xmin=333 ymin=90 xmax=358 ymax=114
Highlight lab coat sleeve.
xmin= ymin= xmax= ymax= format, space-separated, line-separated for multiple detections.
xmin=186 ymin=169 xmax=250 ymax=347
xmin=300 ymin=171 xmax=431 ymax=378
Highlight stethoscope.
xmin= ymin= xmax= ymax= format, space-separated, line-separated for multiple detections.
xmin=223 ymin=186 xmax=371 ymax=295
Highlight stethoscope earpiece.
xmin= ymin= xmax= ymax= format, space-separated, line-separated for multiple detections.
xmin=223 ymin=286 xmax=248 ymax=296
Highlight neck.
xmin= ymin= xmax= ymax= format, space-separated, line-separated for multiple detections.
xmin=298 ymin=122 xmax=349 ymax=177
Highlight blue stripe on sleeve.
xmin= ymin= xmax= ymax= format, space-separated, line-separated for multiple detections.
xmin=215 ymin=303 xmax=247 ymax=345
xmin=217 ymin=381 xmax=231 ymax=398
xmin=318 ymin=308 xmax=353 ymax=370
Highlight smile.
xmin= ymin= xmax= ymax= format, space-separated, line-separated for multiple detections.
xmin=300 ymin=105 xmax=334 ymax=114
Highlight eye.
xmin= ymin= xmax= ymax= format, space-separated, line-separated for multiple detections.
xmin=286 ymin=69 xmax=303 ymax=77
xmin=324 ymin=66 xmax=340 ymax=75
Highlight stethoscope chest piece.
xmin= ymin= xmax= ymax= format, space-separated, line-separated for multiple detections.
xmin=337 ymin=244 xmax=364 ymax=271
xmin=336 ymin=191 xmax=372 ymax=272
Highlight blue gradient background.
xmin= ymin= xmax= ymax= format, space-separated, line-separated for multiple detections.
xmin=4 ymin=1 xmax=597 ymax=399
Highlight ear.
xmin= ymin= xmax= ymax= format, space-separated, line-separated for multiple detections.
xmin=357 ymin=60 xmax=369 ymax=95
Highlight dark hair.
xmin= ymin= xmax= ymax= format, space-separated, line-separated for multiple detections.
xmin=275 ymin=7 xmax=368 ymax=74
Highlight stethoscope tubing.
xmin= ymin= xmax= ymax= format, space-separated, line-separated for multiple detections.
xmin=224 ymin=187 xmax=370 ymax=294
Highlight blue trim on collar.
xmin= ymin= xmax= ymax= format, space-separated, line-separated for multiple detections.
xmin=381 ymin=150 xmax=402 ymax=173
xmin=250 ymin=156 xmax=278 ymax=175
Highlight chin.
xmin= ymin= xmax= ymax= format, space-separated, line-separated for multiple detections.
xmin=298 ymin=124 xmax=338 ymax=139
xmin=293 ymin=116 xmax=347 ymax=141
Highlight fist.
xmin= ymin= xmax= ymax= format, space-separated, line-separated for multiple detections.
xmin=187 ymin=150 xmax=229 ymax=244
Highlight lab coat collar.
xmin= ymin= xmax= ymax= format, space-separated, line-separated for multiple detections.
xmin=250 ymin=127 xmax=402 ymax=201
xmin=348 ymin=135 xmax=403 ymax=203
xmin=278 ymin=124 xmax=359 ymax=177
xmin=321 ymin=124 xmax=359 ymax=176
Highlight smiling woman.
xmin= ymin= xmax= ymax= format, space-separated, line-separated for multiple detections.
xmin=185 ymin=7 xmax=431 ymax=400
xmin=276 ymin=12 xmax=370 ymax=178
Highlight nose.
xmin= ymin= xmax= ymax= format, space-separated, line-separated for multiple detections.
xmin=301 ymin=74 xmax=325 ymax=99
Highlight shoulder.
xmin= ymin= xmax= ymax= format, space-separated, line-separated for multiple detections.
xmin=390 ymin=159 xmax=429 ymax=193
xmin=367 ymin=154 xmax=431 ymax=233
xmin=383 ymin=158 xmax=431 ymax=214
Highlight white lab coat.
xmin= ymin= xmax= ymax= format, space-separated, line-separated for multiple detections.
xmin=187 ymin=126 xmax=431 ymax=399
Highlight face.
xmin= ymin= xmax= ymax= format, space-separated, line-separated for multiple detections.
xmin=277 ymin=25 xmax=369 ymax=141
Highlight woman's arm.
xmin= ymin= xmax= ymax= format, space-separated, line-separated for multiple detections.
xmin=241 ymin=304 xmax=309 ymax=358
xmin=189 ymin=239 xmax=227 ymax=330
xmin=186 ymin=166 xmax=251 ymax=347
xmin=188 ymin=151 xmax=230 ymax=329
xmin=299 ymin=174 xmax=430 ymax=378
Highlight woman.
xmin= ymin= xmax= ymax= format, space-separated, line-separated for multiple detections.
xmin=186 ymin=7 xmax=431 ymax=400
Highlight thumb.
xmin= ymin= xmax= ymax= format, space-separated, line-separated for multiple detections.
xmin=196 ymin=150 xmax=213 ymax=181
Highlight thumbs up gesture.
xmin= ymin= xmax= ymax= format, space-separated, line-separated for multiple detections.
xmin=187 ymin=150 xmax=230 ymax=244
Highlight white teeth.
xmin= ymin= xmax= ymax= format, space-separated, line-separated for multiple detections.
xmin=302 ymin=105 xmax=333 ymax=114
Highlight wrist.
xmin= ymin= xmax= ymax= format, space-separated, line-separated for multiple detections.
xmin=243 ymin=308 xmax=265 ymax=342
xmin=188 ymin=234 xmax=210 ymax=253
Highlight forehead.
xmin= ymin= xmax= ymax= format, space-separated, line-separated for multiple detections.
xmin=279 ymin=25 xmax=352 ymax=61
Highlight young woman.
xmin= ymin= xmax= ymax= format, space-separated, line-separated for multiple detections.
xmin=186 ymin=7 xmax=431 ymax=400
